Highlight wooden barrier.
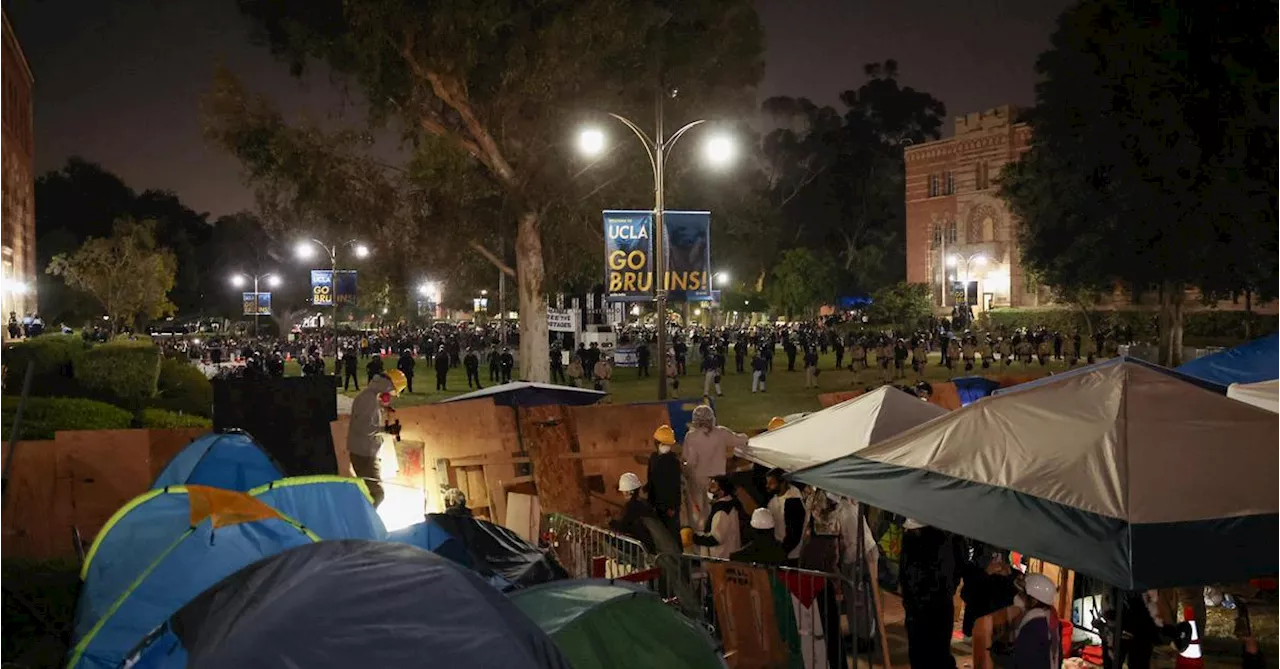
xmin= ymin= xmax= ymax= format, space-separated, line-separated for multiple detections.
xmin=1 ymin=427 xmax=207 ymax=559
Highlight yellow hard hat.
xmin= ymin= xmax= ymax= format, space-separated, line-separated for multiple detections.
xmin=384 ymin=369 xmax=408 ymax=394
xmin=653 ymin=424 xmax=676 ymax=445
xmin=767 ymin=416 xmax=786 ymax=431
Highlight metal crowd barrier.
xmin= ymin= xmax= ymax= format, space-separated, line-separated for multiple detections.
xmin=544 ymin=514 xmax=887 ymax=668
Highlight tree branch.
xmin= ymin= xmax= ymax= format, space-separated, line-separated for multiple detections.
xmin=469 ymin=240 xmax=516 ymax=277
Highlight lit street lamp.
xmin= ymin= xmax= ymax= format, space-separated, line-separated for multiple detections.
xmin=947 ymin=253 xmax=987 ymax=308
xmin=578 ymin=109 xmax=734 ymax=400
xmin=230 ymin=272 xmax=280 ymax=338
xmin=296 ymin=238 xmax=369 ymax=357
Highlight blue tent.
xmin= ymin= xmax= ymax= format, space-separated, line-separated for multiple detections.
xmin=69 ymin=486 xmax=318 ymax=669
xmin=388 ymin=513 xmax=567 ymax=591
xmin=124 ymin=541 xmax=573 ymax=669
xmin=438 ymin=381 xmax=605 ymax=407
xmin=152 ymin=430 xmax=282 ymax=491
xmin=249 ymin=475 xmax=388 ymax=541
xmin=1177 ymin=333 xmax=1280 ymax=386
xmin=951 ymin=376 xmax=1001 ymax=406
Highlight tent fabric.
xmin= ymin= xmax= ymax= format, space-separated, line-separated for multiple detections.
xmin=249 ymin=475 xmax=388 ymax=541
xmin=389 ymin=513 xmax=568 ymax=591
xmin=952 ymin=376 xmax=1001 ymax=406
xmin=151 ymin=431 xmax=283 ymax=491
xmin=1229 ymin=379 xmax=1279 ymax=413
xmin=68 ymin=513 xmax=318 ymax=669
xmin=994 ymin=356 xmax=1226 ymax=397
xmin=1177 ymin=333 xmax=1280 ymax=386
xmin=738 ymin=386 xmax=946 ymax=471
xmin=794 ymin=360 xmax=1278 ymax=590
xmin=137 ymin=540 xmax=573 ymax=669
xmin=511 ymin=579 xmax=722 ymax=669
xmin=438 ymin=381 xmax=605 ymax=407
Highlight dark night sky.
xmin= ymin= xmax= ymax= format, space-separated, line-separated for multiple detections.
xmin=8 ymin=0 xmax=1072 ymax=219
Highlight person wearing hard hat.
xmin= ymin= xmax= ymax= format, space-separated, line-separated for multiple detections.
xmin=609 ymin=472 xmax=656 ymax=551
xmin=645 ymin=425 xmax=683 ymax=542
xmin=682 ymin=405 xmax=747 ymax=528
xmin=346 ymin=369 xmax=407 ymax=507
xmin=1008 ymin=573 xmax=1062 ymax=669
xmin=730 ymin=508 xmax=787 ymax=566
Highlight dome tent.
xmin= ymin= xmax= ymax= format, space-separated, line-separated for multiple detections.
xmin=152 ymin=430 xmax=282 ymax=491
xmin=249 ymin=475 xmax=387 ymax=541
xmin=124 ymin=540 xmax=573 ymax=669
xmin=1177 ymin=333 xmax=1279 ymax=386
xmin=511 ymin=580 xmax=723 ymax=669
xmin=387 ymin=512 xmax=567 ymax=591
xmin=68 ymin=487 xmax=318 ymax=669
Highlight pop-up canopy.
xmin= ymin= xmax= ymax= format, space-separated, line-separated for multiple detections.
xmin=794 ymin=359 xmax=1278 ymax=590
xmin=737 ymin=386 xmax=946 ymax=471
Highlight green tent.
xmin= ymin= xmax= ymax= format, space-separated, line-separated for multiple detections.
xmin=510 ymin=580 xmax=724 ymax=669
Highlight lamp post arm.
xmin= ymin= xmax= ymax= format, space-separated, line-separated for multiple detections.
xmin=665 ymin=119 xmax=708 ymax=153
xmin=606 ymin=113 xmax=658 ymax=176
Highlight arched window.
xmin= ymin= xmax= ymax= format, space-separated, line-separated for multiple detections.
xmin=966 ymin=205 xmax=998 ymax=243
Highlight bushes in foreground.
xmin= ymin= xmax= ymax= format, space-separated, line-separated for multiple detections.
xmin=75 ymin=341 xmax=162 ymax=410
xmin=0 ymin=397 xmax=133 ymax=440
xmin=1 ymin=335 xmax=89 ymax=397
xmin=152 ymin=357 xmax=213 ymax=417
xmin=139 ymin=408 xmax=212 ymax=429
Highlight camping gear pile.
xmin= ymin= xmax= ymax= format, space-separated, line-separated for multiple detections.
xmin=67 ymin=430 xmax=720 ymax=669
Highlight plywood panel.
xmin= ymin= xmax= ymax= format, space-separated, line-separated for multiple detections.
xmin=330 ymin=417 xmax=353 ymax=476
xmin=396 ymin=399 xmax=509 ymax=461
xmin=0 ymin=441 xmax=60 ymax=558
xmin=568 ymin=403 xmax=669 ymax=524
xmin=928 ymin=382 xmax=963 ymax=411
xmin=504 ymin=492 xmax=540 ymax=544
xmin=519 ymin=405 xmax=587 ymax=516
xmin=465 ymin=468 xmax=489 ymax=510
xmin=56 ymin=429 xmax=152 ymax=543
xmin=482 ymin=461 xmax=518 ymax=524
xmin=818 ymin=390 xmax=864 ymax=408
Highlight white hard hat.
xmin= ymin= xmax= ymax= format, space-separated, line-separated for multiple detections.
xmin=1024 ymin=573 xmax=1057 ymax=606
xmin=750 ymin=508 xmax=776 ymax=530
xmin=618 ymin=472 xmax=642 ymax=493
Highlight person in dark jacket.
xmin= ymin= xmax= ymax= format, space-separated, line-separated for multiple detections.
xmin=730 ymin=508 xmax=788 ymax=565
xmin=433 ymin=345 xmax=450 ymax=391
xmin=644 ymin=424 xmax=682 ymax=542
xmin=463 ymin=347 xmax=482 ymax=389
xmin=488 ymin=347 xmax=501 ymax=383
xmin=636 ymin=342 xmax=651 ymax=377
xmin=550 ymin=345 xmax=566 ymax=384
xmin=900 ymin=520 xmax=964 ymax=669
xmin=689 ymin=476 xmax=745 ymax=559
xmin=343 ymin=347 xmax=360 ymax=391
xmin=765 ymin=468 xmax=807 ymax=565
xmin=366 ymin=354 xmax=384 ymax=383
xmin=498 ymin=347 xmax=515 ymax=383
xmin=610 ymin=472 xmax=657 ymax=552
xmin=396 ymin=349 xmax=416 ymax=394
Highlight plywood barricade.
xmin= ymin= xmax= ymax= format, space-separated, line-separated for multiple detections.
xmin=330 ymin=398 xmax=672 ymax=530
xmin=1 ymin=427 xmax=207 ymax=559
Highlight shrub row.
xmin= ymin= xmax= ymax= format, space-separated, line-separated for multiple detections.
xmin=978 ymin=308 xmax=1276 ymax=342
xmin=77 ymin=342 xmax=163 ymax=410
xmin=0 ymin=397 xmax=133 ymax=440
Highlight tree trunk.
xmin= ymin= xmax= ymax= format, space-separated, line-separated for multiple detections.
xmin=1157 ymin=283 xmax=1173 ymax=366
xmin=516 ymin=211 xmax=550 ymax=383
xmin=1170 ymin=289 xmax=1185 ymax=367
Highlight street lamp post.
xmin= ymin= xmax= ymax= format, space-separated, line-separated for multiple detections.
xmin=946 ymin=253 xmax=987 ymax=311
xmin=579 ymin=108 xmax=733 ymax=400
xmin=297 ymin=239 xmax=369 ymax=359
xmin=230 ymin=272 xmax=281 ymax=339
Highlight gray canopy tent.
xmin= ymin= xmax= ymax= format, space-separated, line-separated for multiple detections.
xmin=793 ymin=358 xmax=1278 ymax=591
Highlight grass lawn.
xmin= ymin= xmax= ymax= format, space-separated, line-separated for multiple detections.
xmin=287 ymin=351 xmax=1085 ymax=430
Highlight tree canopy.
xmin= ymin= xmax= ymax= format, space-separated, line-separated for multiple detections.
xmin=1000 ymin=0 xmax=1277 ymax=364
xmin=46 ymin=218 xmax=178 ymax=334
xmin=766 ymin=248 xmax=836 ymax=320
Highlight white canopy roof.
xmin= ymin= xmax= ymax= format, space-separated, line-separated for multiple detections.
xmin=737 ymin=386 xmax=947 ymax=471
xmin=1229 ymin=379 xmax=1279 ymax=413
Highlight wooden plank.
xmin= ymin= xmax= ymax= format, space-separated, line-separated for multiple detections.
xmin=395 ymin=399 xmax=509 ymax=460
xmin=482 ymin=462 xmax=518 ymax=527
xmin=519 ymin=405 xmax=587 ymax=516
xmin=504 ymin=492 xmax=540 ymax=544
xmin=0 ymin=440 xmax=60 ymax=558
xmin=330 ymin=416 xmax=353 ymax=476
xmin=558 ymin=450 xmax=651 ymax=461
xmin=449 ymin=455 xmax=531 ymax=468
xmin=465 ymin=468 xmax=489 ymax=510
xmin=56 ymin=429 xmax=152 ymax=544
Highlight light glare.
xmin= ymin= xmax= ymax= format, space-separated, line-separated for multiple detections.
xmin=578 ymin=128 xmax=606 ymax=156
xmin=704 ymin=134 xmax=735 ymax=167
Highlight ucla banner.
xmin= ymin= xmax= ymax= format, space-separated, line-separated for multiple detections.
xmin=603 ymin=209 xmax=712 ymax=302
xmin=242 ymin=292 xmax=272 ymax=316
xmin=310 ymin=270 xmax=358 ymax=306
xmin=662 ymin=210 xmax=712 ymax=302
xmin=603 ymin=210 xmax=654 ymax=301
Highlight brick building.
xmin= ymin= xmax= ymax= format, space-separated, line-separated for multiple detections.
xmin=904 ymin=105 xmax=1040 ymax=312
xmin=2 ymin=11 xmax=36 ymax=323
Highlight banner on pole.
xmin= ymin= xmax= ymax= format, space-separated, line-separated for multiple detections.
xmin=310 ymin=270 xmax=359 ymax=306
xmin=603 ymin=210 xmax=653 ymax=301
xmin=242 ymin=292 xmax=272 ymax=316
xmin=662 ymin=210 xmax=712 ymax=302
xmin=547 ymin=307 xmax=578 ymax=333
xmin=602 ymin=209 xmax=712 ymax=302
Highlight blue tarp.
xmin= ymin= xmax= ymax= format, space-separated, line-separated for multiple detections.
xmin=69 ymin=494 xmax=317 ymax=669
xmin=388 ymin=513 xmax=567 ymax=591
xmin=951 ymin=377 xmax=1001 ymax=406
xmin=152 ymin=431 xmax=282 ymax=491
xmin=438 ymin=381 xmax=606 ymax=407
xmin=125 ymin=541 xmax=572 ymax=669
xmin=249 ymin=476 xmax=387 ymax=541
xmin=1177 ymin=334 xmax=1280 ymax=386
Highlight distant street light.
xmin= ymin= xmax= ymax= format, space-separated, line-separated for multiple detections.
xmin=296 ymin=238 xmax=370 ymax=356
xmin=577 ymin=108 xmax=735 ymax=401
xmin=948 ymin=253 xmax=988 ymax=309
xmin=230 ymin=272 xmax=281 ymax=338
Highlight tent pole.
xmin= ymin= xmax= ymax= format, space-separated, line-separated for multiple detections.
xmin=853 ymin=508 xmax=863 ymax=667
xmin=1111 ymin=586 xmax=1125 ymax=669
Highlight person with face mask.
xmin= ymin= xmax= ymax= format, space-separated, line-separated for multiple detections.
xmin=765 ymin=468 xmax=808 ymax=566
xmin=687 ymin=475 xmax=743 ymax=559
xmin=730 ymin=508 xmax=787 ymax=566
xmin=682 ymin=405 xmax=747 ymax=528
xmin=645 ymin=424 xmax=683 ymax=542
xmin=609 ymin=472 xmax=657 ymax=552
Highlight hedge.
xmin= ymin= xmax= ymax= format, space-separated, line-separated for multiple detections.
xmin=0 ymin=397 xmax=133 ymax=440
xmin=1 ymin=558 xmax=79 ymax=668
xmin=139 ymin=408 xmax=212 ymax=429
xmin=152 ymin=357 xmax=213 ymax=418
xmin=978 ymin=308 xmax=1276 ymax=343
xmin=1 ymin=335 xmax=89 ymax=397
xmin=75 ymin=342 xmax=162 ymax=410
